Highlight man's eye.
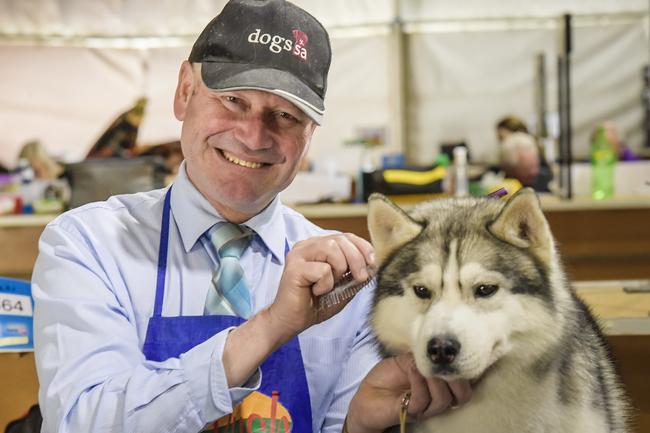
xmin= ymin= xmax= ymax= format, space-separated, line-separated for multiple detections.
xmin=277 ymin=111 xmax=299 ymax=123
xmin=221 ymin=96 xmax=243 ymax=107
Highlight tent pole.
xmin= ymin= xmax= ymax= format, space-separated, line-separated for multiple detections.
xmin=389 ymin=0 xmax=409 ymax=163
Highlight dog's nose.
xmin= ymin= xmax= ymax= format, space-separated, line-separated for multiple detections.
xmin=427 ymin=336 xmax=461 ymax=365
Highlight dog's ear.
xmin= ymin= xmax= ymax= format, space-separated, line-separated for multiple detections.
xmin=367 ymin=193 xmax=423 ymax=265
xmin=488 ymin=188 xmax=553 ymax=262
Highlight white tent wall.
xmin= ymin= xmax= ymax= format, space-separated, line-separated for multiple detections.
xmin=0 ymin=0 xmax=648 ymax=173
xmin=0 ymin=0 xmax=394 ymax=36
xmin=408 ymin=18 xmax=649 ymax=165
xmin=0 ymin=34 xmax=393 ymax=171
xmin=572 ymin=19 xmax=647 ymax=160
xmin=0 ymin=45 xmax=171 ymax=165
xmin=408 ymin=27 xmax=558 ymax=165
xmin=1 ymin=0 xmax=645 ymax=34
xmin=400 ymin=0 xmax=647 ymax=20
xmin=0 ymin=45 xmax=147 ymax=165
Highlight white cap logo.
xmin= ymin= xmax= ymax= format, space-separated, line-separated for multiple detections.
xmin=247 ymin=28 xmax=308 ymax=60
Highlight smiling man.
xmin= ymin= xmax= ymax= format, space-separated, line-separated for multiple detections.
xmin=32 ymin=1 xmax=470 ymax=433
xmin=176 ymin=64 xmax=317 ymax=223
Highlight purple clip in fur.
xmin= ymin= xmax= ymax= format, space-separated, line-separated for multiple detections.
xmin=486 ymin=188 xmax=508 ymax=199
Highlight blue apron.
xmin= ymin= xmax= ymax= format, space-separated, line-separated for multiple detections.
xmin=142 ymin=188 xmax=312 ymax=432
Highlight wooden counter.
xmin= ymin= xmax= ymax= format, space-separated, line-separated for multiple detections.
xmin=1 ymin=194 xmax=649 ymax=281
xmin=0 ymin=215 xmax=53 ymax=280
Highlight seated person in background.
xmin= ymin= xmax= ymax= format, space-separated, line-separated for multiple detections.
xmin=602 ymin=121 xmax=638 ymax=161
xmin=496 ymin=115 xmax=528 ymax=143
xmin=500 ymin=132 xmax=552 ymax=192
xmin=18 ymin=140 xmax=64 ymax=180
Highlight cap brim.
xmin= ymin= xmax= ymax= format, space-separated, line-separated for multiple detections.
xmin=200 ymin=63 xmax=324 ymax=125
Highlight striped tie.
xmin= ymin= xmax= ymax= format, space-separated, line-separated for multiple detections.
xmin=204 ymin=222 xmax=254 ymax=318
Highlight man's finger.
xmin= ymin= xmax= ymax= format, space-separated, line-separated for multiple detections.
xmin=404 ymin=361 xmax=432 ymax=417
xmin=421 ymin=377 xmax=452 ymax=418
xmin=301 ymin=261 xmax=334 ymax=296
xmin=343 ymin=233 xmax=376 ymax=268
xmin=334 ymin=235 xmax=370 ymax=281
xmin=446 ymin=379 xmax=472 ymax=408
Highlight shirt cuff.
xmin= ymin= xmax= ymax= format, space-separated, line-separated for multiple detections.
xmin=179 ymin=326 xmax=261 ymax=423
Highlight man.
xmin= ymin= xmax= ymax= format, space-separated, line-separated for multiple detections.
xmin=32 ymin=1 xmax=470 ymax=432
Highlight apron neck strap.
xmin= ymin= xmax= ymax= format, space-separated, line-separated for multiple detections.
xmin=153 ymin=186 xmax=173 ymax=317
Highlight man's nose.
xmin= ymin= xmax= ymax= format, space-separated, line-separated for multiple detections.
xmin=234 ymin=116 xmax=273 ymax=150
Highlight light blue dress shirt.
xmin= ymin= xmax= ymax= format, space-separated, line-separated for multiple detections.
xmin=32 ymin=162 xmax=380 ymax=433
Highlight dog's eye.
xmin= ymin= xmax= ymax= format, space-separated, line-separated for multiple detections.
xmin=474 ymin=284 xmax=499 ymax=298
xmin=412 ymin=285 xmax=431 ymax=299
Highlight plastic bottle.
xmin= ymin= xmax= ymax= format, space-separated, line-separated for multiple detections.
xmin=590 ymin=125 xmax=616 ymax=200
xmin=356 ymin=148 xmax=376 ymax=203
xmin=453 ymin=146 xmax=469 ymax=197
xmin=434 ymin=153 xmax=451 ymax=195
xmin=16 ymin=158 xmax=37 ymax=213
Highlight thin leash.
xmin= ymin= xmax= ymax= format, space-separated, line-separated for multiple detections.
xmin=400 ymin=391 xmax=411 ymax=433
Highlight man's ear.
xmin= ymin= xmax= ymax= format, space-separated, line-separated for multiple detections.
xmin=487 ymin=187 xmax=553 ymax=263
xmin=173 ymin=61 xmax=195 ymax=121
xmin=367 ymin=193 xmax=423 ymax=265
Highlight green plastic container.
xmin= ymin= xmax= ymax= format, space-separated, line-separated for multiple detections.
xmin=590 ymin=125 xmax=617 ymax=200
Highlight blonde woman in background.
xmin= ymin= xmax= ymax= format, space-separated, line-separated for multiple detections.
xmin=496 ymin=115 xmax=529 ymax=143
xmin=18 ymin=140 xmax=63 ymax=180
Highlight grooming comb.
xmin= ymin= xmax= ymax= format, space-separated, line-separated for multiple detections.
xmin=318 ymin=266 xmax=376 ymax=310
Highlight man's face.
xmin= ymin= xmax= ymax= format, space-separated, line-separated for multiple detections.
xmin=174 ymin=62 xmax=317 ymax=222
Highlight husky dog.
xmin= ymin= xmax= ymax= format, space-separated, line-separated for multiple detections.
xmin=367 ymin=188 xmax=629 ymax=433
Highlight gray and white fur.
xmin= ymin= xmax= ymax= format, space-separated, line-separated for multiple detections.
xmin=367 ymin=188 xmax=629 ymax=433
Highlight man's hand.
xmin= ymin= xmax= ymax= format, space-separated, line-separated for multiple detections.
xmin=223 ymin=232 xmax=373 ymax=388
xmin=267 ymin=232 xmax=375 ymax=341
xmin=345 ymin=353 xmax=472 ymax=433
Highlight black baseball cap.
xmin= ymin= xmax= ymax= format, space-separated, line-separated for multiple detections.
xmin=188 ymin=0 xmax=331 ymax=124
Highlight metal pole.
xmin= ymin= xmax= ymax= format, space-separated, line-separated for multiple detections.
xmin=643 ymin=65 xmax=650 ymax=149
xmin=557 ymin=14 xmax=573 ymax=199
xmin=389 ymin=0 xmax=409 ymax=163
xmin=535 ymin=53 xmax=548 ymax=140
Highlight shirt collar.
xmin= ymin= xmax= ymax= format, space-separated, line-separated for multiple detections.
xmin=170 ymin=161 xmax=287 ymax=263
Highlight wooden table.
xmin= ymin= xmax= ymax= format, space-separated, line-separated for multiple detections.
xmin=575 ymin=281 xmax=650 ymax=432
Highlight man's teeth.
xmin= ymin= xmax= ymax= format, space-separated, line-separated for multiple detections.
xmin=222 ymin=150 xmax=263 ymax=169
